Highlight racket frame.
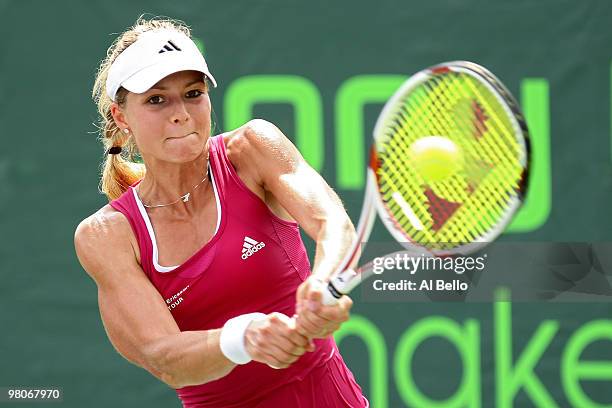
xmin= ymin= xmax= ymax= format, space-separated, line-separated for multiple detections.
xmin=322 ymin=61 xmax=531 ymax=304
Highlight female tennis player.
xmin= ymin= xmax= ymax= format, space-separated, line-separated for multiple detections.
xmin=74 ymin=16 xmax=369 ymax=407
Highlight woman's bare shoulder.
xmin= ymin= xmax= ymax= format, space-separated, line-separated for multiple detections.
xmin=75 ymin=204 xmax=131 ymax=241
xmin=74 ymin=204 xmax=140 ymax=276
xmin=222 ymin=119 xmax=282 ymax=156
xmin=221 ymin=119 xmax=287 ymax=178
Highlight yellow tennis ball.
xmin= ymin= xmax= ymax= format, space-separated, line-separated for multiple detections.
xmin=410 ymin=136 xmax=463 ymax=182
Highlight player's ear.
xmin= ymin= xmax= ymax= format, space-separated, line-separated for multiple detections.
xmin=110 ymin=102 xmax=129 ymax=130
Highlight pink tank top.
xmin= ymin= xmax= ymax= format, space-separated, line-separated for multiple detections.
xmin=110 ymin=135 xmax=335 ymax=407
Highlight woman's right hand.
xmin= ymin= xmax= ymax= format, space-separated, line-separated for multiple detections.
xmin=244 ymin=312 xmax=315 ymax=369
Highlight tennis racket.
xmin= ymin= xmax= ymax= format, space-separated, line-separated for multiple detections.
xmin=322 ymin=60 xmax=530 ymax=305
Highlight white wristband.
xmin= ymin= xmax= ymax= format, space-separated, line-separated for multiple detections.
xmin=219 ymin=312 xmax=266 ymax=365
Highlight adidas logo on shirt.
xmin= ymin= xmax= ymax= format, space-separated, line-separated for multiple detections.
xmin=241 ymin=236 xmax=265 ymax=260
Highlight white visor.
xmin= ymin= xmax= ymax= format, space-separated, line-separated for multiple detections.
xmin=106 ymin=29 xmax=217 ymax=101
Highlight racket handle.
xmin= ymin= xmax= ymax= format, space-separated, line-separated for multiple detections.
xmin=322 ymin=269 xmax=359 ymax=305
xmin=322 ymin=281 xmax=341 ymax=305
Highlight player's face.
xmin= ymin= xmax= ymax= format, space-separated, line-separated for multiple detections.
xmin=123 ymin=70 xmax=212 ymax=164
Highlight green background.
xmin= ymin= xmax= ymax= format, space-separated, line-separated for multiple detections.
xmin=1 ymin=1 xmax=612 ymax=407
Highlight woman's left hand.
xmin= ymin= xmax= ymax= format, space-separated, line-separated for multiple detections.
xmin=294 ymin=275 xmax=353 ymax=339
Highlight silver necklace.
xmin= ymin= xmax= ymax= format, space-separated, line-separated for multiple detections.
xmin=139 ymin=161 xmax=210 ymax=209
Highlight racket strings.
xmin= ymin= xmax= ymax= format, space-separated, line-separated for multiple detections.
xmin=417 ymin=80 xmax=520 ymax=240
xmin=431 ymin=73 xmax=519 ymax=188
xmin=388 ymin=77 xmax=495 ymax=242
xmin=381 ymin=88 xmax=465 ymax=244
xmin=413 ymin=76 xmax=501 ymax=242
xmin=453 ymin=74 xmax=524 ymax=173
xmin=375 ymin=70 xmax=526 ymax=247
xmin=447 ymin=74 xmax=524 ymax=210
xmin=379 ymin=144 xmax=436 ymax=240
xmin=398 ymin=89 xmax=472 ymax=241
xmin=431 ymin=78 xmax=522 ymax=241
xmin=434 ymin=75 xmax=521 ymax=222
xmin=383 ymin=99 xmax=444 ymax=235
xmin=381 ymin=109 xmax=470 ymax=245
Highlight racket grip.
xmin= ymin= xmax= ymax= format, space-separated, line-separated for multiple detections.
xmin=322 ymin=269 xmax=358 ymax=305
xmin=322 ymin=281 xmax=341 ymax=305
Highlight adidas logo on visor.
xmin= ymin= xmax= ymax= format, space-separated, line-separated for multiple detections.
xmin=159 ymin=40 xmax=182 ymax=53
xmin=105 ymin=29 xmax=218 ymax=101
xmin=241 ymin=236 xmax=265 ymax=260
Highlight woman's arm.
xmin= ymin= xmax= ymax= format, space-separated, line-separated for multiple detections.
xmin=74 ymin=208 xmax=309 ymax=388
xmin=227 ymin=119 xmax=357 ymax=282
xmin=226 ymin=119 xmax=356 ymax=338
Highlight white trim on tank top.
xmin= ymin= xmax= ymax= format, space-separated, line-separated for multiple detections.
xmin=131 ymin=163 xmax=221 ymax=273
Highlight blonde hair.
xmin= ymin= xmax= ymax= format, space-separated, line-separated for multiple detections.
xmin=91 ymin=16 xmax=193 ymax=201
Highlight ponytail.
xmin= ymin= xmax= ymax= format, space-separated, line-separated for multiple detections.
xmin=98 ymin=99 xmax=146 ymax=200
xmin=91 ymin=15 xmax=191 ymax=200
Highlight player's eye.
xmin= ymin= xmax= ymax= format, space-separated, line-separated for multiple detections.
xmin=186 ymin=89 xmax=204 ymax=98
xmin=147 ymin=95 xmax=164 ymax=105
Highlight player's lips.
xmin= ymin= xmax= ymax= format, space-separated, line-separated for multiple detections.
xmin=167 ymin=132 xmax=196 ymax=140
